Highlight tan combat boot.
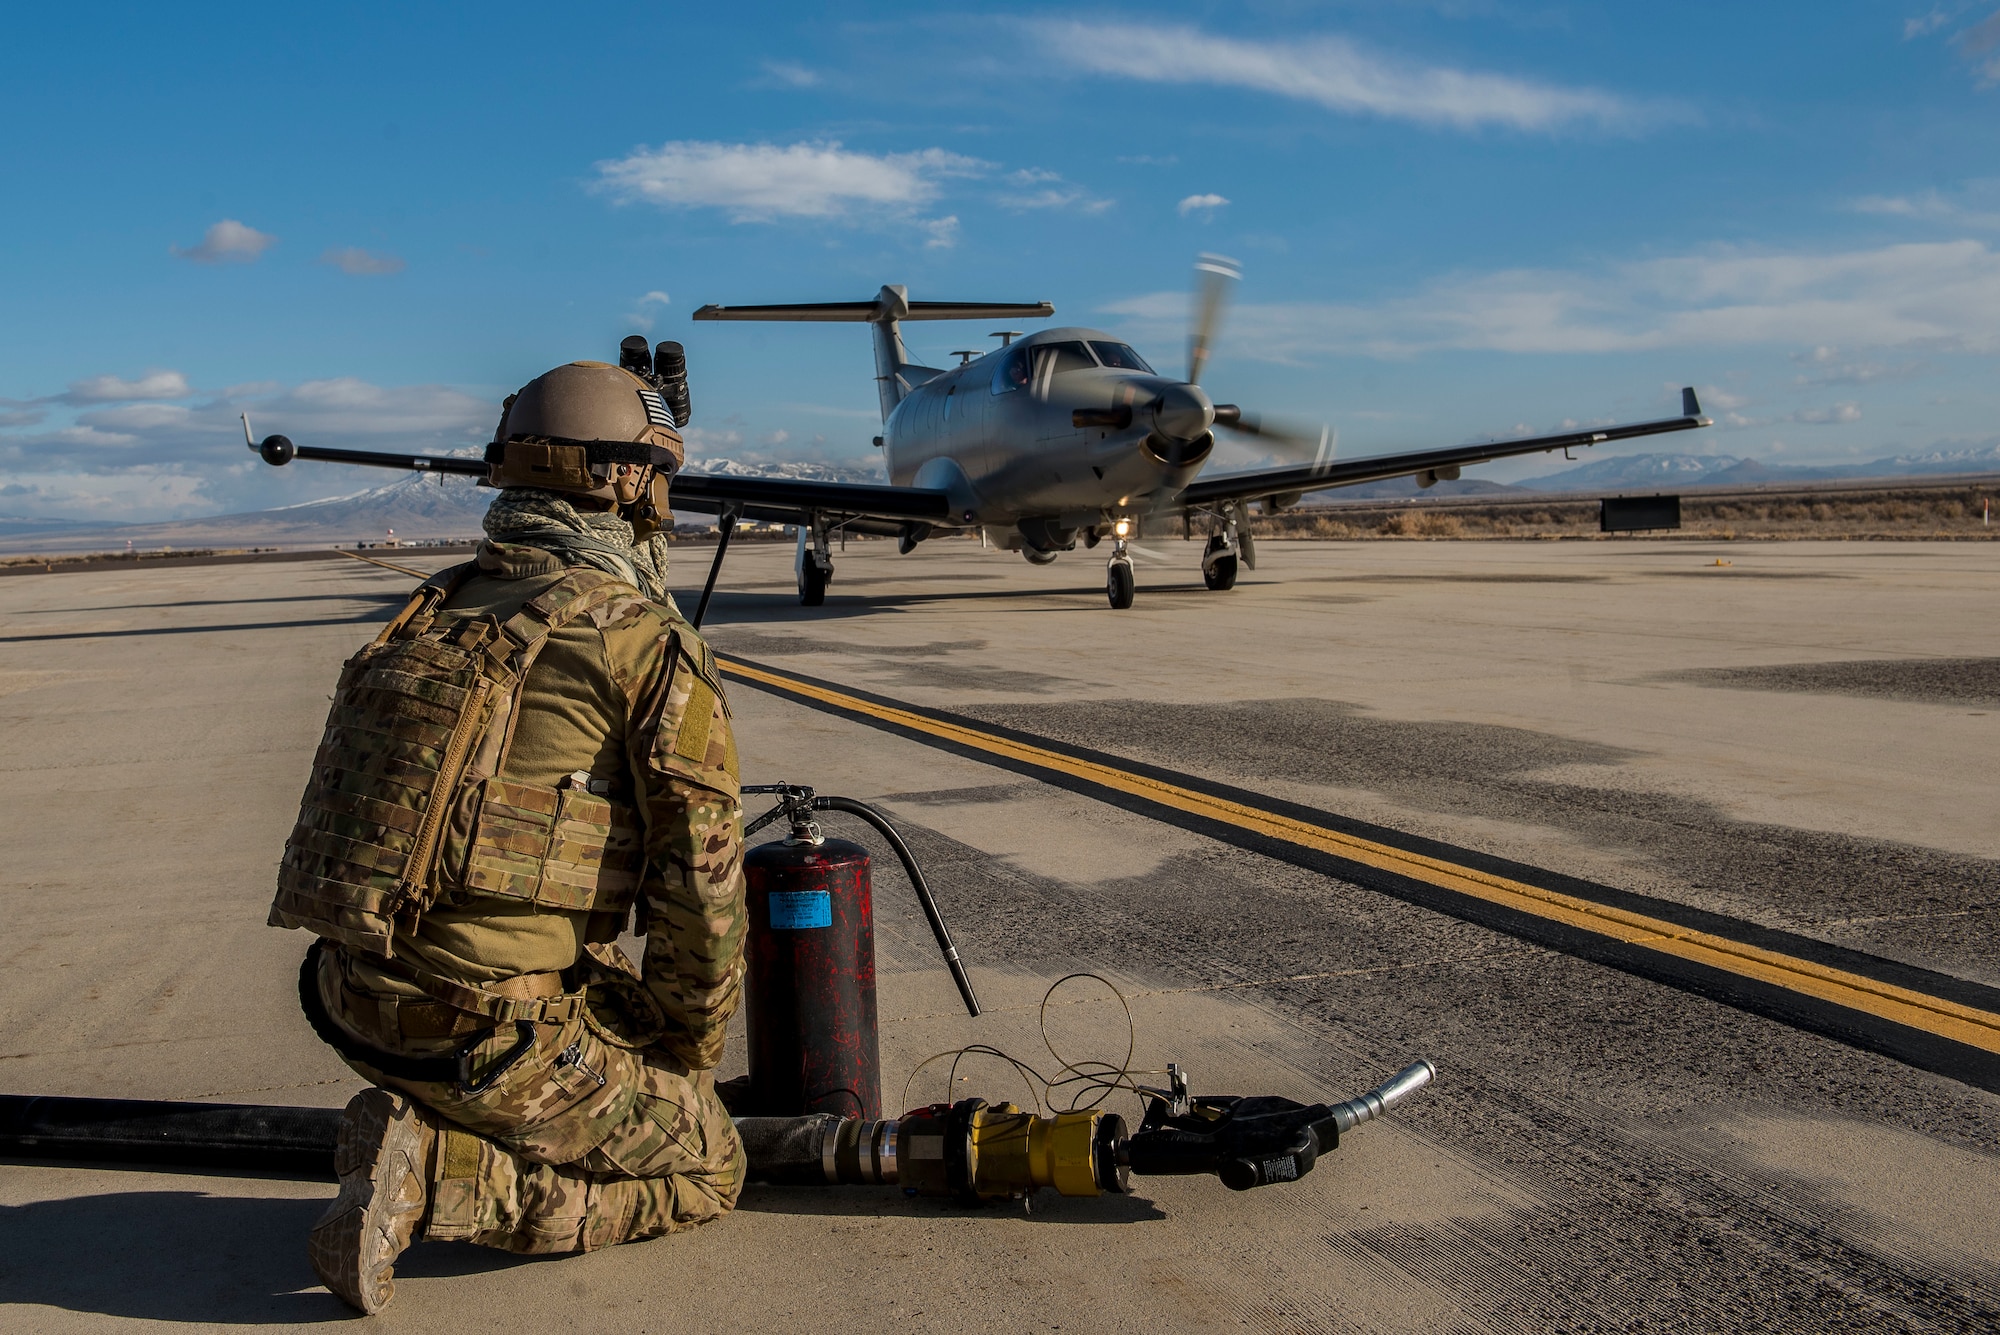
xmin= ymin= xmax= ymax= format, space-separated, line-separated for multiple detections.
xmin=309 ymin=1087 xmax=436 ymax=1314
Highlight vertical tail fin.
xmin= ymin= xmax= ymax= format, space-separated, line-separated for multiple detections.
xmin=693 ymin=289 xmax=1054 ymax=421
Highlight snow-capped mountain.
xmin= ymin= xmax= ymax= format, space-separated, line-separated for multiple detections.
xmin=686 ymin=456 xmax=886 ymax=484
xmin=1517 ymin=442 xmax=2000 ymax=492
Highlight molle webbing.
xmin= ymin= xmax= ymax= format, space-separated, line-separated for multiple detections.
xmin=268 ymin=565 xmax=639 ymax=957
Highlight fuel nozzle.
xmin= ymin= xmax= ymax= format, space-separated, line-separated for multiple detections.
xmin=1122 ymin=1059 xmax=1436 ymax=1191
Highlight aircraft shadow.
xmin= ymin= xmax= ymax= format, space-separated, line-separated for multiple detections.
xmin=688 ymin=581 xmax=1225 ymax=625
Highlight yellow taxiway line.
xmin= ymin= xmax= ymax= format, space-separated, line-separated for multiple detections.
xmin=334 ymin=549 xmax=434 ymax=579
xmin=718 ymin=655 xmax=2000 ymax=1059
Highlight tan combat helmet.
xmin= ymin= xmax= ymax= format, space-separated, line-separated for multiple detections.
xmin=485 ymin=359 xmax=685 ymax=499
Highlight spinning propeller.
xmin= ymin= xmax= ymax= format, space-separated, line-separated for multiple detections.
xmin=1187 ymin=253 xmax=1337 ymax=473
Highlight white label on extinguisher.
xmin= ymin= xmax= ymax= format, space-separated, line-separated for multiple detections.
xmin=769 ymin=889 xmax=833 ymax=930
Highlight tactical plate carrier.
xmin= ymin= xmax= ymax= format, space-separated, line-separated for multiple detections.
xmin=269 ymin=565 xmax=646 ymax=957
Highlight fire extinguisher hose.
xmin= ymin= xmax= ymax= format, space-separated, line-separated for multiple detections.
xmin=813 ymin=795 xmax=982 ymax=1018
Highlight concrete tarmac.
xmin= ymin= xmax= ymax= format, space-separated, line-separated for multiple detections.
xmin=1 ymin=537 xmax=1995 ymax=1332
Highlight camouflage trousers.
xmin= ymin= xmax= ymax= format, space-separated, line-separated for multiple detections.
xmin=316 ymin=948 xmax=744 ymax=1255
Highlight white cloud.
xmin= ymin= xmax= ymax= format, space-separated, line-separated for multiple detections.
xmin=1178 ymin=193 xmax=1230 ymax=216
xmin=1790 ymin=347 xmax=1932 ymax=386
xmin=622 ymin=290 xmax=675 ymax=334
xmin=1101 ymin=240 xmax=2000 ymax=360
xmin=171 ymin=219 xmax=276 ymax=264
xmin=62 ymin=370 xmax=193 ymax=403
xmin=757 ymin=60 xmax=820 ymax=88
xmin=0 ymin=466 xmax=213 ymax=521
xmin=920 ymin=215 xmax=961 ymax=249
xmin=1791 ymin=402 xmax=1864 ymax=425
xmin=1032 ymin=20 xmax=1677 ymax=133
xmin=594 ymin=140 xmax=986 ymax=225
xmin=1905 ymin=7 xmax=1958 ymax=39
xmin=0 ymin=375 xmax=496 ymax=523
xmin=77 ymin=403 xmax=195 ymax=432
xmin=1850 ymin=189 xmax=2000 ymax=228
xmin=1958 ymin=9 xmax=2000 ymax=56
xmin=998 ymin=169 xmax=1113 ymax=214
xmin=320 ymin=246 xmax=407 ymax=276
xmin=680 ymin=425 xmax=745 ymax=459
xmin=270 ymin=378 xmax=493 ymax=437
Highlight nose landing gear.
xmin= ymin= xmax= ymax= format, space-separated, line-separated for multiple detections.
xmin=1107 ymin=536 xmax=1135 ymax=610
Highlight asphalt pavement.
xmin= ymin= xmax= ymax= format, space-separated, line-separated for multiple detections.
xmin=1 ymin=536 xmax=1994 ymax=1332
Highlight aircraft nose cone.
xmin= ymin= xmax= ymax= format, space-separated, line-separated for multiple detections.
xmin=1152 ymin=383 xmax=1213 ymax=442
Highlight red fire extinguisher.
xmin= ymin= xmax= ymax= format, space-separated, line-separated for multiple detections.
xmin=740 ymin=786 xmax=980 ymax=1119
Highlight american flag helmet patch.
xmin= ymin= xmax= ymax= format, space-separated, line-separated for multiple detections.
xmin=638 ymin=389 xmax=674 ymax=427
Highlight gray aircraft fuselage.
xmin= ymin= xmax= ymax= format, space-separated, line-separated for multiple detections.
xmin=882 ymin=326 xmax=1215 ymax=550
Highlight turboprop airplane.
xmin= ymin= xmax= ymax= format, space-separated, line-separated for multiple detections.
xmin=246 ymin=256 xmax=1711 ymax=611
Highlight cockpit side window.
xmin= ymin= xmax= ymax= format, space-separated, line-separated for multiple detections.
xmin=992 ymin=345 xmax=1032 ymax=395
xmin=1088 ymin=341 xmax=1154 ymax=373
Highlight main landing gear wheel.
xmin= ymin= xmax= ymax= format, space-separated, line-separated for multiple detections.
xmin=799 ymin=561 xmax=830 ymax=607
xmin=1107 ymin=559 xmax=1135 ymax=610
xmin=1201 ymin=535 xmax=1238 ymax=591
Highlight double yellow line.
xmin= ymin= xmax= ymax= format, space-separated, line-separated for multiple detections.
xmin=719 ymin=656 xmax=2000 ymax=1061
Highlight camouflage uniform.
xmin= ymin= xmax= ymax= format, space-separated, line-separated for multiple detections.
xmin=300 ymin=536 xmax=747 ymax=1254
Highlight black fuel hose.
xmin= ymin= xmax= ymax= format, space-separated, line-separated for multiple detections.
xmin=0 ymin=1094 xmax=339 ymax=1176
xmin=814 ymin=795 xmax=981 ymax=1018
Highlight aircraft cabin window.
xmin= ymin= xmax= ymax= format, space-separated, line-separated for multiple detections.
xmin=1088 ymin=341 xmax=1154 ymax=373
xmin=992 ymin=346 xmax=1032 ymax=394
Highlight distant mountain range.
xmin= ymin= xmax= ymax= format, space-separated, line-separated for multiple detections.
xmin=1512 ymin=441 xmax=2000 ymax=492
xmin=3 ymin=445 xmax=1993 ymax=557
xmin=0 ymin=457 xmax=886 ymax=557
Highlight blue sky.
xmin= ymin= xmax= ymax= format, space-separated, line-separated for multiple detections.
xmin=3 ymin=1 xmax=1998 ymax=521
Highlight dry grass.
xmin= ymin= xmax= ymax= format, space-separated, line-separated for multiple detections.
xmin=1251 ymin=482 xmax=2000 ymax=541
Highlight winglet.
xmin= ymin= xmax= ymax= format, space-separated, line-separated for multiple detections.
xmin=241 ymin=412 xmax=255 ymax=449
xmin=1681 ymin=386 xmax=1701 ymax=418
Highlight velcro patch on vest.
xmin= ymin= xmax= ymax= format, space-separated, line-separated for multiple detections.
xmin=674 ymin=677 xmax=716 ymax=763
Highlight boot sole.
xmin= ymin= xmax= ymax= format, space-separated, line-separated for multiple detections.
xmin=309 ymin=1088 xmax=429 ymax=1315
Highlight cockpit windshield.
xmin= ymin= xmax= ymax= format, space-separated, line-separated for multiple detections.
xmin=1030 ymin=341 xmax=1097 ymax=376
xmin=1088 ymin=341 xmax=1153 ymax=373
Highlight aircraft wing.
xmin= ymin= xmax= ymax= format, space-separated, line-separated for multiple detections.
xmin=249 ymin=440 xmax=956 ymax=529
xmin=669 ymin=473 xmax=954 ymax=527
xmin=1177 ymin=390 xmax=1712 ymax=510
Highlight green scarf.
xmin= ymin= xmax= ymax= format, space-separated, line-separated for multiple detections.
xmin=482 ymin=487 xmax=673 ymax=604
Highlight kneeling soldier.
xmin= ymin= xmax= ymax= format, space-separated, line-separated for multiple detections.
xmin=270 ymin=359 xmax=745 ymax=1313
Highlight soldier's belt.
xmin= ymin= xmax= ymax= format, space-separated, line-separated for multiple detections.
xmin=363 ymin=951 xmax=582 ymax=1026
xmin=344 ymin=990 xmax=494 ymax=1042
xmin=300 ymin=941 xmax=540 ymax=1095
